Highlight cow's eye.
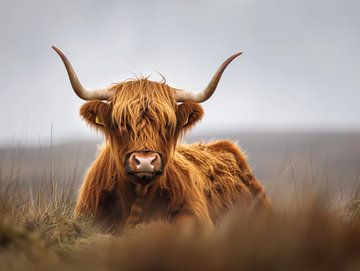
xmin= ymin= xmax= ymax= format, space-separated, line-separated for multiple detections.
xmin=125 ymin=123 xmax=132 ymax=131
xmin=164 ymin=122 xmax=170 ymax=129
xmin=115 ymin=121 xmax=131 ymax=133
xmin=112 ymin=121 xmax=118 ymax=129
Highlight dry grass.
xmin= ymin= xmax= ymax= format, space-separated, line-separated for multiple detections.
xmin=1 ymin=155 xmax=360 ymax=271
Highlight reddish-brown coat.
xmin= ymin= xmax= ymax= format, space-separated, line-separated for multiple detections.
xmin=74 ymin=79 xmax=271 ymax=231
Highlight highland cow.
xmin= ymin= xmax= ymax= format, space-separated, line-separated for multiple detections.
xmin=53 ymin=47 xmax=271 ymax=231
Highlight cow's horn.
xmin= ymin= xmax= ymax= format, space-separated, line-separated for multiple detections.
xmin=174 ymin=52 xmax=242 ymax=103
xmin=52 ymin=46 xmax=113 ymax=100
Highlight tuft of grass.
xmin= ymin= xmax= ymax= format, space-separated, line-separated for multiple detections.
xmin=45 ymin=206 xmax=360 ymax=271
xmin=0 ymin=166 xmax=106 ymax=262
xmin=1 ymin=158 xmax=360 ymax=270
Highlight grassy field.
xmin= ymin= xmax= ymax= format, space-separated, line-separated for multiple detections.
xmin=1 ymin=132 xmax=360 ymax=270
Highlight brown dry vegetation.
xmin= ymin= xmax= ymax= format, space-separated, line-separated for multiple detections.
xmin=1 ymin=135 xmax=360 ymax=271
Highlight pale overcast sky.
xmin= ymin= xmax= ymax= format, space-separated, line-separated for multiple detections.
xmin=0 ymin=0 xmax=359 ymax=145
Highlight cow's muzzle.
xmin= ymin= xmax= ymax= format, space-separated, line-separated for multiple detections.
xmin=125 ymin=150 xmax=163 ymax=183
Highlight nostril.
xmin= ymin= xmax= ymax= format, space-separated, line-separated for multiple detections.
xmin=134 ymin=157 xmax=140 ymax=166
xmin=130 ymin=154 xmax=141 ymax=166
xmin=150 ymin=155 xmax=158 ymax=165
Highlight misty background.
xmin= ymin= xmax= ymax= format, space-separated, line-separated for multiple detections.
xmin=1 ymin=0 xmax=359 ymax=145
xmin=0 ymin=0 xmax=359 ymax=193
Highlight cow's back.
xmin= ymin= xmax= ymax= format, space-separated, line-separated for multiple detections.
xmin=176 ymin=140 xmax=271 ymax=223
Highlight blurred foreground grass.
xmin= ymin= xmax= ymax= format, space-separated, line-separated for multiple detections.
xmin=1 ymin=164 xmax=360 ymax=271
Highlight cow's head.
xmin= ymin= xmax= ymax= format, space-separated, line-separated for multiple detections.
xmin=53 ymin=47 xmax=241 ymax=184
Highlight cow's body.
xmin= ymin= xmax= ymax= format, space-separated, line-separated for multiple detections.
xmin=52 ymin=47 xmax=271 ymax=231
xmin=75 ymin=140 xmax=270 ymax=229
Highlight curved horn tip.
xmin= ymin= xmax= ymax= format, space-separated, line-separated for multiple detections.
xmin=52 ymin=46 xmax=113 ymax=101
xmin=51 ymin=46 xmax=61 ymax=54
xmin=229 ymin=52 xmax=243 ymax=60
xmin=173 ymin=51 xmax=243 ymax=103
xmin=51 ymin=46 xmax=68 ymax=61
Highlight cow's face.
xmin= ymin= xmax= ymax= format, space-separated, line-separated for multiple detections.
xmin=80 ymin=79 xmax=203 ymax=183
xmin=52 ymin=46 xmax=240 ymax=182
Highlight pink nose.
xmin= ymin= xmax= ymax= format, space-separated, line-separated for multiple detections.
xmin=128 ymin=152 xmax=162 ymax=173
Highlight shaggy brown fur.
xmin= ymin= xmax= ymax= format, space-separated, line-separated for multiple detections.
xmin=74 ymin=78 xmax=271 ymax=231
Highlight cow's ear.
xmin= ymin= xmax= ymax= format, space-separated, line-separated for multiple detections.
xmin=176 ymin=101 xmax=204 ymax=133
xmin=80 ymin=101 xmax=112 ymax=132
